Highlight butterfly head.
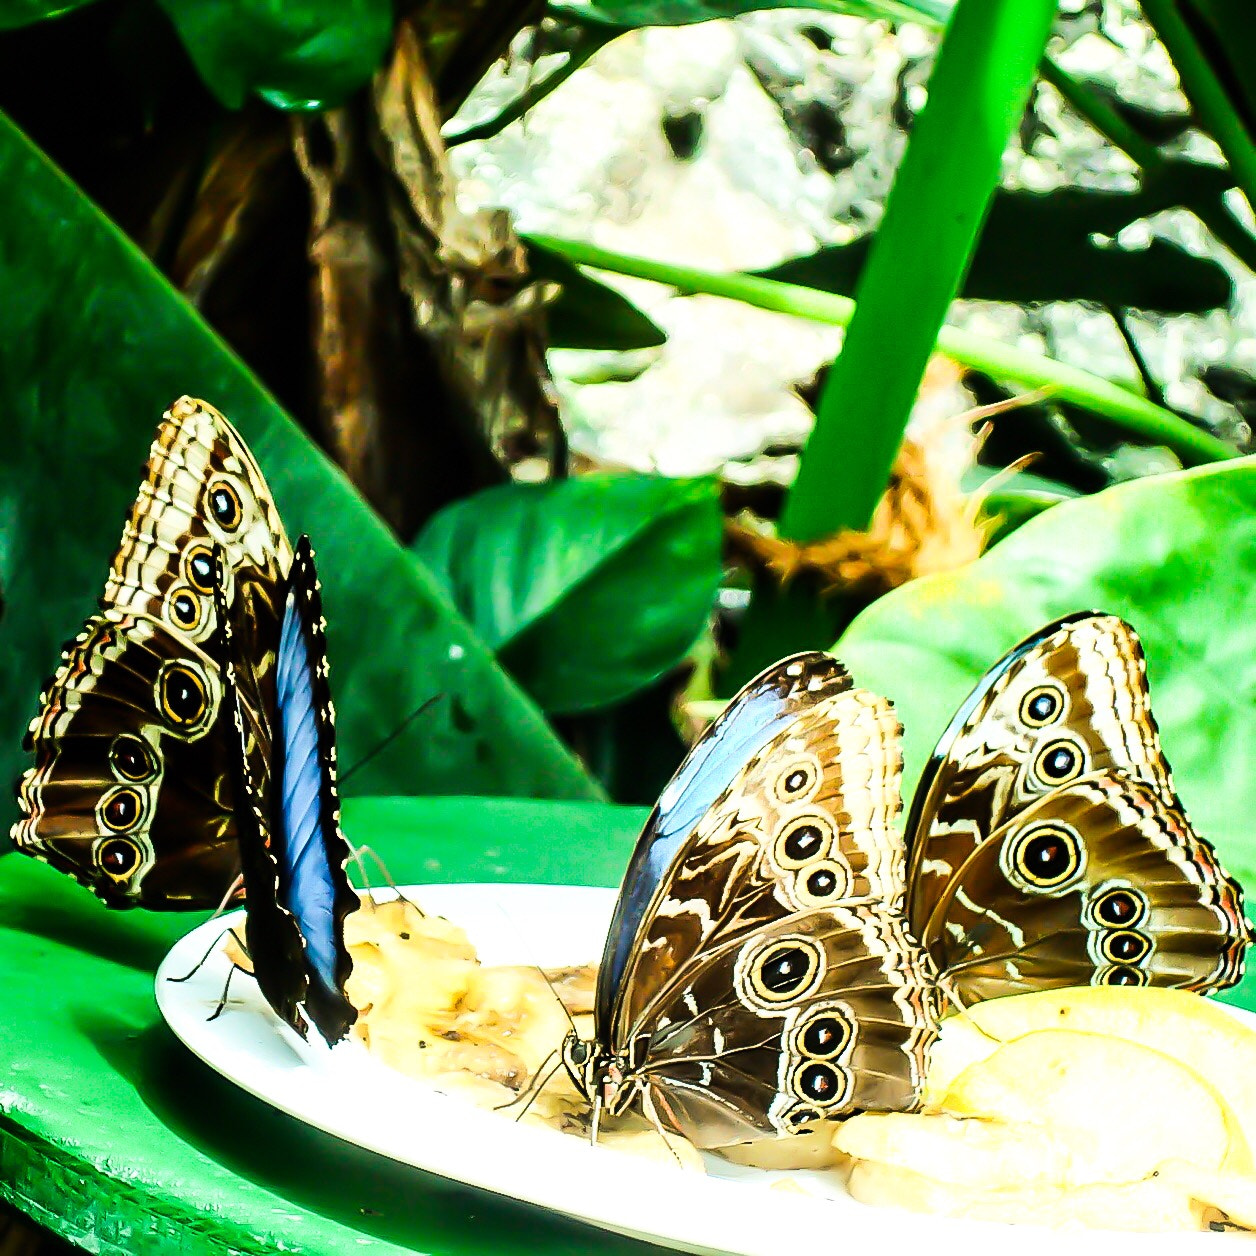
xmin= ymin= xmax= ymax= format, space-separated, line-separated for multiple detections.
xmin=561 ymin=1033 xmax=638 ymax=1119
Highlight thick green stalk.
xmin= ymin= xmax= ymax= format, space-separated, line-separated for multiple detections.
xmin=1140 ymin=0 xmax=1256 ymax=218
xmin=781 ymin=0 xmax=1058 ymax=542
xmin=527 ymin=234 xmax=1235 ymax=466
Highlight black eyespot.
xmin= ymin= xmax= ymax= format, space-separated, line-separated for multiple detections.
xmin=98 ymin=837 xmax=140 ymax=878
xmin=101 ymin=788 xmax=142 ymax=832
xmin=1008 ymin=822 xmax=1083 ymax=890
xmin=1020 ymin=685 xmax=1063 ymax=728
xmin=568 ymin=1041 xmax=589 ymax=1065
xmin=783 ymin=824 xmax=824 ymax=862
xmin=797 ymin=1062 xmax=842 ymax=1104
xmin=160 ymin=665 xmax=208 ymax=728
xmin=186 ymin=547 xmax=215 ymax=594
xmin=761 ymin=947 xmax=812 ymax=995
xmin=1094 ymin=888 xmax=1144 ymax=928
xmin=206 ymin=480 xmax=242 ymax=530
xmin=110 ymin=734 xmax=156 ymax=783
xmin=805 ymin=868 xmax=838 ymax=899
xmin=784 ymin=770 xmax=807 ymax=793
xmin=801 ymin=1015 xmax=850 ymax=1060
xmin=1102 ymin=965 xmax=1147 ymax=987
xmin=1102 ymin=930 xmax=1152 ymax=964
xmin=785 ymin=1107 xmax=822 ymax=1131
xmin=169 ymin=590 xmax=201 ymax=630
xmin=1035 ymin=739 xmax=1083 ymax=784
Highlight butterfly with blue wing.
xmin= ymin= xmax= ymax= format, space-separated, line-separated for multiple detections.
xmin=211 ymin=537 xmax=359 ymax=1045
xmin=11 ymin=396 xmax=359 ymax=1045
xmin=562 ymin=654 xmax=940 ymax=1149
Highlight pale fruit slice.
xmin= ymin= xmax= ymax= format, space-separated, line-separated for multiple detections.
xmin=925 ymin=986 xmax=1256 ymax=1155
xmin=1159 ymin=1159 xmax=1256 ymax=1231
xmin=942 ymin=1029 xmax=1233 ymax=1184
xmin=834 ymin=1110 xmax=1076 ymax=1189
xmin=846 ymin=1159 xmax=1207 ymax=1232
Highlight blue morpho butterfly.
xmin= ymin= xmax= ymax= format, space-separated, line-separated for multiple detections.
xmin=209 ymin=536 xmax=359 ymax=1046
xmin=560 ymin=617 xmax=1249 ymax=1150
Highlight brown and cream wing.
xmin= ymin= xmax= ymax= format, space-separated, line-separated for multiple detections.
xmin=104 ymin=396 xmax=292 ymax=647
xmin=12 ymin=611 xmax=238 ymax=908
xmin=639 ymin=905 xmax=939 ymax=1148
xmin=612 ymin=684 xmax=906 ymax=1043
xmin=905 ymin=613 xmax=1172 ymax=937
xmin=918 ymin=771 xmax=1249 ymax=1003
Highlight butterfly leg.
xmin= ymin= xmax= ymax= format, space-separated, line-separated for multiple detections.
xmin=347 ymin=844 xmax=424 ymax=915
xmin=166 ymin=924 xmax=238 ymax=984
xmin=639 ymin=1083 xmax=685 ymax=1169
xmin=207 ymin=962 xmax=248 ymax=1022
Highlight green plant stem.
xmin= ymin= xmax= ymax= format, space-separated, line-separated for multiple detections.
xmin=1139 ymin=0 xmax=1256 ymax=219
xmin=1041 ymin=56 xmax=1256 ymax=274
xmin=527 ymin=233 xmax=1236 ymax=466
xmin=445 ymin=27 xmax=614 ymax=145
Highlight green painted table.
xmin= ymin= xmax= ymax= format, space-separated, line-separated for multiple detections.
xmin=0 ymin=796 xmax=665 ymax=1256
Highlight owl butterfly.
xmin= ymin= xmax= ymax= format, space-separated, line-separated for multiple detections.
xmin=12 ymin=397 xmax=357 ymax=1044
xmin=565 ymin=616 xmax=1249 ymax=1149
xmin=563 ymin=654 xmax=939 ymax=1149
xmin=902 ymin=611 xmax=1249 ymax=1004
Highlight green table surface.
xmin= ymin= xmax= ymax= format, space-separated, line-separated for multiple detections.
xmin=0 ymin=795 xmax=665 ymax=1256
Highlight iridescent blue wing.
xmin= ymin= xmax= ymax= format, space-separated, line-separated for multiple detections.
xmin=214 ymin=536 xmax=359 ymax=1044
xmin=594 ymin=653 xmax=852 ymax=1028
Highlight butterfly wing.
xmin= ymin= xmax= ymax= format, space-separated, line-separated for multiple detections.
xmin=12 ymin=398 xmax=292 ymax=908
xmin=594 ymin=655 xmax=937 ymax=1144
xmin=595 ymin=653 xmax=854 ymax=1030
xmin=919 ymin=772 xmax=1247 ymax=1000
xmin=905 ymin=612 xmax=1249 ymax=998
xmin=216 ymin=538 xmax=358 ymax=1044
xmin=637 ymin=905 xmax=936 ymax=1148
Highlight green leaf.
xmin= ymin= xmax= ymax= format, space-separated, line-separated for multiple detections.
xmin=756 ymin=176 xmax=1235 ymax=315
xmin=154 ymin=0 xmax=393 ymax=111
xmin=414 ymin=475 xmax=723 ymax=714
xmin=835 ymin=455 xmax=1256 ymax=1005
xmin=526 ymin=239 xmax=665 ymax=351
xmin=0 ymin=796 xmax=648 ymax=1255
xmin=0 ymin=107 xmax=599 ymax=829
xmin=0 ymin=0 xmax=96 ymax=29
xmin=548 ymin=0 xmax=951 ymax=26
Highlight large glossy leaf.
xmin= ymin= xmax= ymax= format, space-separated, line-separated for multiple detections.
xmin=154 ymin=0 xmax=393 ymax=110
xmin=548 ymin=0 xmax=951 ymax=28
xmin=526 ymin=239 xmax=665 ymax=351
xmin=756 ymin=173 xmax=1234 ymax=315
xmin=0 ymin=0 xmax=96 ymax=29
xmin=414 ymin=475 xmax=723 ymax=714
xmin=835 ymin=455 xmax=1256 ymax=1002
xmin=0 ymin=107 xmax=599 ymax=834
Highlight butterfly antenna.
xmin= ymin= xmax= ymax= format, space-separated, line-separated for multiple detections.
xmin=339 ymin=695 xmax=442 ymax=787
xmin=346 ymin=844 xmax=377 ymax=910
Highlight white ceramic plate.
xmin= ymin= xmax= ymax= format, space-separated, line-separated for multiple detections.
xmin=156 ymin=883 xmax=1243 ymax=1256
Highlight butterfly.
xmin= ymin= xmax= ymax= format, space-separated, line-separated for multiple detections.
xmin=12 ymin=397 xmax=358 ymax=1044
xmin=562 ymin=615 xmax=1249 ymax=1149
xmin=901 ymin=611 xmax=1249 ymax=1003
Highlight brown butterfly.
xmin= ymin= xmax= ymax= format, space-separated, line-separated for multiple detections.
xmin=903 ymin=611 xmax=1250 ymax=1003
xmin=13 ymin=397 xmax=360 ymax=1045
xmin=12 ymin=397 xmax=292 ymax=909
xmin=563 ymin=616 xmax=1249 ymax=1149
